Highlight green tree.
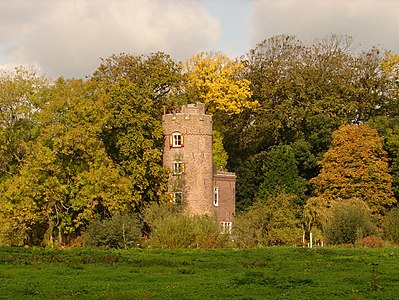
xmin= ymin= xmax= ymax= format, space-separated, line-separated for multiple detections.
xmin=239 ymin=35 xmax=392 ymax=168
xmin=368 ymin=116 xmax=399 ymax=199
xmin=225 ymin=36 xmax=396 ymax=212
xmin=0 ymin=67 xmax=47 ymax=180
xmin=234 ymin=153 xmax=266 ymax=211
xmin=323 ymin=199 xmax=376 ymax=245
xmin=382 ymin=207 xmax=399 ymax=244
xmin=257 ymin=145 xmax=308 ymax=203
xmin=0 ymin=78 xmax=133 ymax=246
xmin=212 ymin=130 xmax=228 ymax=171
xmin=91 ymin=53 xmax=184 ymax=207
xmin=311 ymin=124 xmax=396 ymax=219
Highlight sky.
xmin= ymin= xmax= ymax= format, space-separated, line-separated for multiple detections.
xmin=1 ymin=0 xmax=398 ymax=79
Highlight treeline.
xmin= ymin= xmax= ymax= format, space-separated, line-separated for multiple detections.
xmin=1 ymin=34 xmax=399 ymax=248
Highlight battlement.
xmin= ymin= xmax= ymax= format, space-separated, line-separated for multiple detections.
xmin=181 ymin=103 xmax=206 ymax=115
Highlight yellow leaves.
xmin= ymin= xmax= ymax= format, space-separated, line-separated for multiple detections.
xmin=312 ymin=124 xmax=396 ymax=218
xmin=184 ymin=52 xmax=257 ymax=115
xmin=381 ymin=51 xmax=399 ymax=77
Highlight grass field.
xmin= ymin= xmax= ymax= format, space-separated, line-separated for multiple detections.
xmin=0 ymin=246 xmax=398 ymax=299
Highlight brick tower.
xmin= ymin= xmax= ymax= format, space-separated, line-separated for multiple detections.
xmin=162 ymin=103 xmax=214 ymax=215
xmin=162 ymin=103 xmax=235 ymax=232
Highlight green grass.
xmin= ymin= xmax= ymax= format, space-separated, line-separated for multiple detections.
xmin=0 ymin=247 xmax=398 ymax=299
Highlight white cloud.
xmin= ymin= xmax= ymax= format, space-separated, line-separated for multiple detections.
xmin=0 ymin=0 xmax=220 ymax=78
xmin=249 ymin=0 xmax=399 ymax=52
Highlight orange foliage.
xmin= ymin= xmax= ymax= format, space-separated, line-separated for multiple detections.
xmin=311 ymin=124 xmax=397 ymax=218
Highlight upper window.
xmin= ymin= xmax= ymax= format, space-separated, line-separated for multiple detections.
xmin=214 ymin=187 xmax=219 ymax=207
xmin=170 ymin=132 xmax=184 ymax=148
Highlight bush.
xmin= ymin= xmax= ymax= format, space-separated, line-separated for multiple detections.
xmin=323 ymin=200 xmax=376 ymax=245
xmin=233 ymin=193 xmax=302 ymax=248
xmin=360 ymin=236 xmax=384 ymax=248
xmin=83 ymin=213 xmax=141 ymax=249
xmin=382 ymin=207 xmax=399 ymax=244
xmin=144 ymin=204 xmax=227 ymax=248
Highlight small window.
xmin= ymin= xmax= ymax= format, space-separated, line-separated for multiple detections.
xmin=169 ymin=191 xmax=183 ymax=205
xmin=172 ymin=192 xmax=183 ymax=205
xmin=214 ymin=187 xmax=219 ymax=207
xmin=221 ymin=221 xmax=232 ymax=234
xmin=170 ymin=132 xmax=184 ymax=148
xmin=172 ymin=162 xmax=185 ymax=175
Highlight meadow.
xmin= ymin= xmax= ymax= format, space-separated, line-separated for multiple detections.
xmin=0 ymin=246 xmax=398 ymax=299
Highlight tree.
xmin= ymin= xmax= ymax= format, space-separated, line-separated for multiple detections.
xmin=0 ymin=67 xmax=47 ymax=180
xmin=323 ymin=199 xmax=376 ymax=245
xmin=382 ymin=207 xmax=399 ymax=244
xmin=311 ymin=124 xmax=396 ymax=219
xmin=226 ymin=35 xmax=394 ymax=177
xmin=183 ymin=51 xmax=256 ymax=115
xmin=368 ymin=116 xmax=399 ymax=199
xmin=212 ymin=130 xmax=228 ymax=171
xmin=0 ymin=78 xmax=134 ymax=247
xmin=256 ymin=145 xmax=308 ymax=203
xmin=91 ymin=53 xmax=184 ymax=208
xmin=381 ymin=51 xmax=399 ymax=116
xmin=234 ymin=153 xmax=266 ymax=211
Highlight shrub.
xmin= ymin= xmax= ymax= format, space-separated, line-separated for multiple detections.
xmin=144 ymin=205 xmax=227 ymax=248
xmin=360 ymin=236 xmax=384 ymax=248
xmin=382 ymin=207 xmax=399 ymax=244
xmin=142 ymin=202 xmax=179 ymax=234
xmin=323 ymin=200 xmax=376 ymax=245
xmin=233 ymin=193 xmax=302 ymax=248
xmin=83 ymin=213 xmax=141 ymax=249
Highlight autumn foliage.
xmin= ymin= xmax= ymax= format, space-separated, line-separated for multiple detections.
xmin=184 ymin=52 xmax=256 ymax=115
xmin=2 ymin=35 xmax=399 ymax=248
xmin=311 ymin=124 xmax=397 ymax=218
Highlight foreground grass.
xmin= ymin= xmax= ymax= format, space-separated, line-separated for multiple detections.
xmin=0 ymin=247 xmax=398 ymax=299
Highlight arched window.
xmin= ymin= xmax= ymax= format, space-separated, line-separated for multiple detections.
xmin=214 ymin=187 xmax=219 ymax=207
xmin=169 ymin=132 xmax=184 ymax=148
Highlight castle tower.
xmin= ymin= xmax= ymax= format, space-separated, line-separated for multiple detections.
xmin=162 ymin=103 xmax=214 ymax=216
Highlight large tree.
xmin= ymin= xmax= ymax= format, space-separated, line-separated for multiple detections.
xmin=256 ymin=145 xmax=308 ymax=204
xmin=368 ymin=116 xmax=399 ymax=200
xmin=183 ymin=51 xmax=256 ymax=116
xmin=0 ymin=67 xmax=47 ymax=180
xmin=226 ymin=35 xmax=397 ymax=210
xmin=311 ymin=124 xmax=396 ymax=218
xmin=0 ymin=79 xmax=133 ymax=246
xmin=91 ymin=52 xmax=183 ymax=207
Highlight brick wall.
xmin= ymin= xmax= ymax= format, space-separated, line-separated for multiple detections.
xmin=213 ymin=172 xmax=236 ymax=224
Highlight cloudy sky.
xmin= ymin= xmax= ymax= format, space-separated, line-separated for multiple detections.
xmin=1 ymin=0 xmax=398 ymax=78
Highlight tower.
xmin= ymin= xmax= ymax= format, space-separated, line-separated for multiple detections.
xmin=162 ymin=103 xmax=235 ymax=231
